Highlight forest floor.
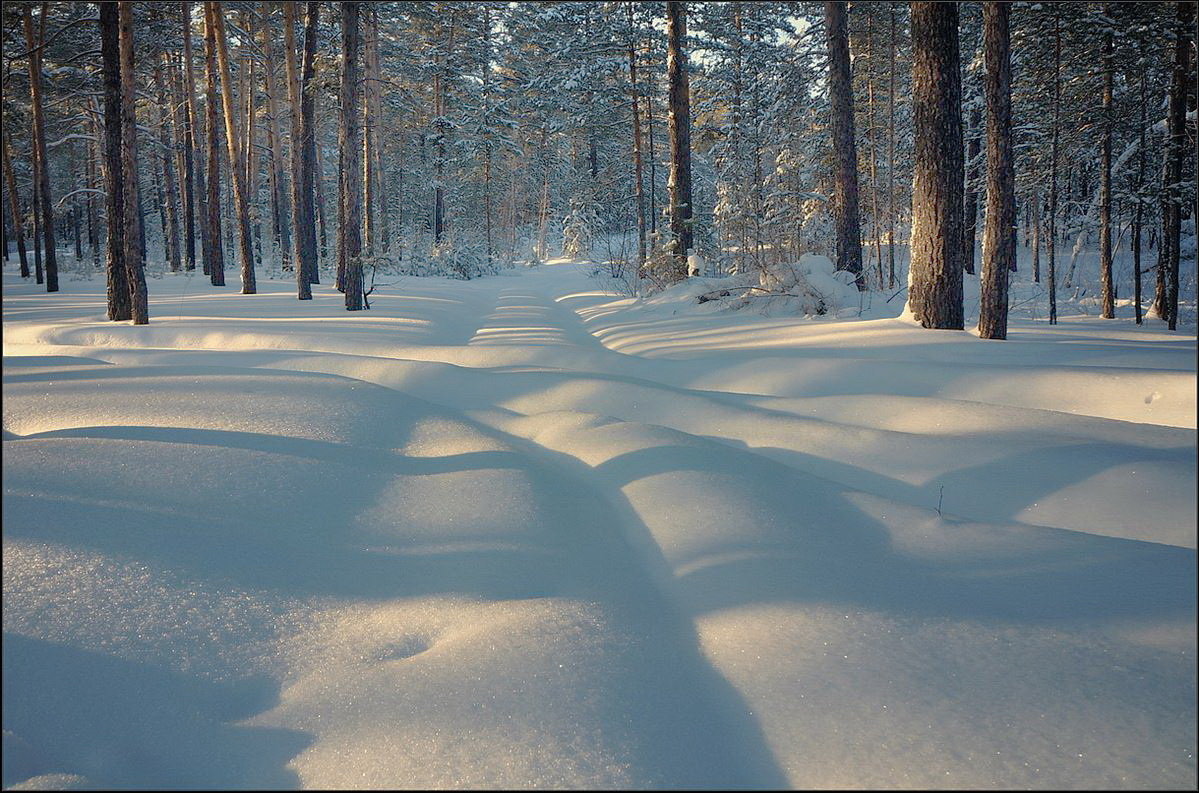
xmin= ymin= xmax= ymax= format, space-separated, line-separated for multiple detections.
xmin=3 ymin=260 xmax=1196 ymax=789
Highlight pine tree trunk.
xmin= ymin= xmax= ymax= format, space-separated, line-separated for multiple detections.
xmin=202 ymin=0 xmax=225 ymax=286
xmin=303 ymin=2 xmax=322 ymax=282
xmin=887 ymin=1 xmax=896 ymax=289
xmin=181 ymin=2 xmax=209 ymax=275
xmin=282 ymin=0 xmax=312 ymax=298
xmin=907 ymin=1 xmax=964 ymax=329
xmin=24 ymin=5 xmax=58 ymax=292
xmin=1046 ymin=5 xmax=1060 ymax=324
xmin=100 ymin=3 xmax=129 ymax=319
xmin=2 ymin=131 xmax=30 ymax=278
xmin=866 ymin=11 xmax=883 ymax=289
xmin=362 ymin=5 xmax=376 ymax=257
xmin=1098 ymin=10 xmax=1115 ymax=318
xmin=628 ymin=2 xmax=647 ymax=266
xmin=340 ymin=2 xmax=364 ymax=311
xmin=154 ymin=61 xmax=182 ymax=273
xmin=209 ymin=1 xmax=256 ymax=294
xmin=665 ymin=0 xmax=693 ymax=280
xmin=1164 ymin=1 xmax=1192 ymax=330
xmin=1132 ymin=73 xmax=1146 ymax=324
xmin=118 ymin=2 xmax=149 ymax=324
xmin=962 ymin=102 xmax=981 ymax=275
xmin=978 ymin=2 xmax=1013 ymax=340
xmin=262 ymin=18 xmax=291 ymax=273
xmin=825 ymin=1 xmax=864 ymax=289
xmin=1031 ymin=190 xmax=1041 ymax=283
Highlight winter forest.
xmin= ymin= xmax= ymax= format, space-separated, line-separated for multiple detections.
xmin=2 ymin=0 xmax=1197 ymax=790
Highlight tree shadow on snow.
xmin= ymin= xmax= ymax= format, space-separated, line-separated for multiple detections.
xmin=1 ymin=633 xmax=311 ymax=789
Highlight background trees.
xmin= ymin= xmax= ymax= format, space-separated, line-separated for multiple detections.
xmin=0 ymin=1 xmax=1193 ymax=326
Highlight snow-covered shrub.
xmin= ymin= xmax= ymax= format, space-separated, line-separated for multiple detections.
xmin=756 ymin=254 xmax=861 ymax=316
xmin=561 ymin=198 xmax=600 ymax=260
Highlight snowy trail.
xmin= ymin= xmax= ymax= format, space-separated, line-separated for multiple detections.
xmin=3 ymin=263 xmax=1196 ymax=789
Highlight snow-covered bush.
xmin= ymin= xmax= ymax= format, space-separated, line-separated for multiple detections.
xmin=755 ymin=254 xmax=861 ymax=316
xmin=561 ymin=198 xmax=601 ymax=260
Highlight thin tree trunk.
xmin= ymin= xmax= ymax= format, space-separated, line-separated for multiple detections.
xmin=1132 ymin=72 xmax=1146 ymax=324
xmin=866 ymin=11 xmax=883 ymax=289
xmin=340 ymin=2 xmax=364 ymax=311
xmin=362 ymin=4 xmax=376 ymax=257
xmin=209 ymin=1 xmax=256 ymax=293
xmin=962 ymin=101 xmax=981 ymax=275
xmin=262 ymin=14 xmax=290 ymax=272
xmin=2 ymin=131 xmax=29 ymax=278
xmin=202 ymin=0 xmax=225 ymax=285
xmin=978 ymin=2 xmax=1013 ymax=340
xmin=627 ymin=2 xmax=647 ymax=266
xmin=282 ymin=0 xmax=312 ymax=298
xmin=666 ymin=0 xmax=693 ymax=280
xmin=182 ymin=1 xmax=209 ymax=276
xmin=906 ymin=1 xmax=964 ymax=329
xmin=1098 ymin=9 xmax=1115 ymax=318
xmin=25 ymin=4 xmax=58 ymax=292
xmin=1047 ymin=5 xmax=1060 ymax=324
xmin=303 ymin=1 xmax=322 ymax=281
xmin=118 ymin=2 xmax=149 ymax=323
xmin=887 ymin=1 xmax=896 ymax=289
xmin=154 ymin=61 xmax=182 ymax=272
xmin=1031 ymin=190 xmax=1041 ymax=283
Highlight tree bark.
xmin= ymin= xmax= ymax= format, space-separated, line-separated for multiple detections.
xmin=628 ymin=2 xmax=647 ymax=266
xmin=154 ymin=60 xmax=183 ymax=272
xmin=2 ymin=131 xmax=30 ymax=278
xmin=283 ymin=0 xmax=312 ymax=298
xmin=339 ymin=1 xmax=364 ymax=311
xmin=209 ymin=1 xmax=256 ymax=294
xmin=118 ymin=2 xmax=149 ymax=324
xmin=202 ymin=0 xmax=225 ymax=285
xmin=1163 ymin=0 xmax=1192 ymax=330
xmin=262 ymin=9 xmax=292 ymax=273
xmin=978 ymin=2 xmax=1013 ymax=340
xmin=1132 ymin=73 xmax=1146 ymax=324
xmin=1098 ymin=8 xmax=1115 ymax=318
xmin=1047 ymin=4 xmax=1060 ymax=324
xmin=962 ymin=101 xmax=981 ymax=275
xmin=666 ymin=0 xmax=693 ymax=279
xmin=887 ymin=2 xmax=897 ymax=289
xmin=100 ymin=3 xmax=129 ymax=319
xmin=182 ymin=1 xmax=212 ymax=276
xmin=825 ymin=1 xmax=864 ymax=289
xmin=24 ymin=5 xmax=58 ymax=292
xmin=906 ymin=1 xmax=964 ymax=329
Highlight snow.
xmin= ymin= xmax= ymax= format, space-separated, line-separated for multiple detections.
xmin=3 ymin=260 xmax=1196 ymax=789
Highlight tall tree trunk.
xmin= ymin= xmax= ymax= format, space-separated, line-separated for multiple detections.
xmin=118 ymin=2 xmax=149 ymax=323
xmin=1047 ymin=5 xmax=1060 ymax=324
xmin=100 ymin=2 xmax=129 ymax=320
xmin=1132 ymin=73 xmax=1147 ymax=324
xmin=1163 ymin=0 xmax=1192 ymax=330
xmin=209 ymin=1 xmax=256 ymax=294
xmin=182 ymin=1 xmax=209 ymax=276
xmin=646 ymin=38 xmax=658 ymax=240
xmin=627 ymin=2 xmax=647 ymax=266
xmin=362 ymin=4 xmax=376 ymax=257
xmin=154 ymin=61 xmax=182 ymax=272
xmin=282 ymin=0 xmax=312 ymax=298
xmin=962 ymin=101 xmax=981 ymax=275
xmin=303 ymin=1 xmax=322 ymax=282
xmin=339 ymin=2 xmax=364 ymax=311
xmin=866 ymin=11 xmax=883 ymax=288
xmin=24 ymin=5 xmax=58 ymax=292
xmin=906 ymin=1 xmax=964 ymax=329
xmin=262 ymin=15 xmax=291 ymax=272
xmin=1031 ymin=190 xmax=1041 ymax=283
xmin=665 ymin=0 xmax=693 ymax=280
xmin=1098 ymin=9 xmax=1115 ymax=318
xmin=978 ymin=2 xmax=1013 ymax=340
xmin=887 ymin=1 xmax=897 ymax=289
xmin=825 ymin=1 xmax=864 ymax=289
xmin=2 ymin=131 xmax=30 ymax=278
xmin=202 ymin=0 xmax=225 ymax=285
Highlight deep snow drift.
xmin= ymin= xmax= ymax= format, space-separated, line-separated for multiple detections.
xmin=3 ymin=261 xmax=1196 ymax=789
